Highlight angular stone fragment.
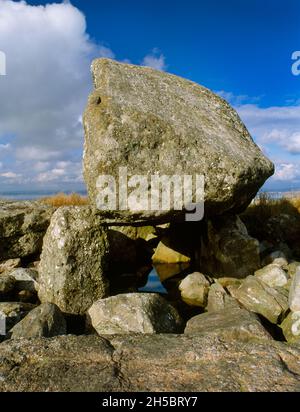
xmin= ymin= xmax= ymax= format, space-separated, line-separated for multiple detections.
xmin=38 ymin=206 xmax=110 ymax=315
xmin=0 ymin=302 xmax=36 ymax=334
xmin=83 ymin=58 xmax=273 ymax=224
xmin=289 ymin=269 xmax=300 ymax=312
xmin=10 ymin=303 xmax=66 ymax=339
xmin=255 ymin=264 xmax=289 ymax=288
xmin=87 ymin=293 xmax=184 ymax=334
xmin=206 ymin=282 xmax=239 ymax=312
xmin=228 ymin=276 xmax=288 ymax=324
xmin=9 ymin=268 xmax=38 ymax=292
xmin=0 ymin=258 xmax=21 ymax=275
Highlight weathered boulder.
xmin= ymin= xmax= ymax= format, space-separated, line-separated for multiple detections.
xmin=254 ymin=264 xmax=288 ymax=288
xmin=87 ymin=293 xmax=184 ymax=334
xmin=185 ymin=306 xmax=271 ymax=341
xmin=38 ymin=206 xmax=110 ymax=315
xmin=10 ymin=303 xmax=66 ymax=339
xmin=288 ymin=261 xmax=300 ymax=278
xmin=178 ymin=272 xmax=210 ymax=307
xmin=1 ymin=334 xmax=300 ymax=391
xmin=0 ymin=201 xmax=54 ymax=260
xmin=199 ymin=215 xmax=260 ymax=278
xmin=0 ymin=302 xmax=36 ymax=334
xmin=228 ymin=276 xmax=288 ymax=324
xmin=83 ymin=58 xmax=273 ymax=224
xmin=289 ymin=269 xmax=300 ymax=312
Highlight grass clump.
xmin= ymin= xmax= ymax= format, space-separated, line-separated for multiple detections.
xmin=40 ymin=192 xmax=89 ymax=207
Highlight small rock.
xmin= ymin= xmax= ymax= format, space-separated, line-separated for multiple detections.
xmin=206 ymin=282 xmax=239 ymax=312
xmin=185 ymin=306 xmax=271 ymax=341
xmin=0 ymin=258 xmax=21 ymax=275
xmin=254 ymin=264 xmax=289 ymax=288
xmin=287 ymin=261 xmax=300 ymax=278
xmin=152 ymin=237 xmax=191 ymax=264
xmin=17 ymin=290 xmax=36 ymax=303
xmin=178 ymin=272 xmax=210 ymax=307
xmin=228 ymin=276 xmax=288 ymax=324
xmin=280 ymin=311 xmax=300 ymax=343
xmin=216 ymin=277 xmax=242 ymax=289
xmin=0 ymin=275 xmax=15 ymax=299
xmin=261 ymin=251 xmax=288 ymax=267
xmin=9 ymin=268 xmax=38 ymax=292
xmin=10 ymin=303 xmax=66 ymax=339
xmin=289 ymin=268 xmax=300 ymax=312
xmin=87 ymin=293 xmax=184 ymax=334
xmin=0 ymin=302 xmax=36 ymax=334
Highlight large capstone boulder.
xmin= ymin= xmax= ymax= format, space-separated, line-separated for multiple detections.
xmin=38 ymin=206 xmax=110 ymax=315
xmin=87 ymin=293 xmax=184 ymax=334
xmin=0 ymin=201 xmax=54 ymax=260
xmin=199 ymin=215 xmax=260 ymax=278
xmin=83 ymin=58 xmax=273 ymax=224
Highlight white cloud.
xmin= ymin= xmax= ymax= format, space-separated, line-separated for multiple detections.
xmin=0 ymin=171 xmax=21 ymax=179
xmin=142 ymin=49 xmax=167 ymax=71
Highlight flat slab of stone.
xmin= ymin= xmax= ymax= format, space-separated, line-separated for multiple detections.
xmin=83 ymin=58 xmax=273 ymax=224
xmin=0 ymin=334 xmax=300 ymax=391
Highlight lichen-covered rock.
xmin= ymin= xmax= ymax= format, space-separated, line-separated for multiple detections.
xmin=178 ymin=272 xmax=210 ymax=307
xmin=1 ymin=334 xmax=300 ymax=391
xmin=10 ymin=303 xmax=66 ymax=339
xmin=287 ymin=261 xmax=300 ymax=278
xmin=152 ymin=237 xmax=192 ymax=264
xmin=185 ymin=306 xmax=271 ymax=341
xmin=228 ymin=276 xmax=288 ymax=324
xmin=0 ymin=201 xmax=54 ymax=260
xmin=289 ymin=269 xmax=300 ymax=312
xmin=280 ymin=311 xmax=300 ymax=344
xmin=87 ymin=293 xmax=184 ymax=334
xmin=199 ymin=215 xmax=260 ymax=278
xmin=38 ymin=206 xmax=110 ymax=315
xmin=83 ymin=58 xmax=273 ymax=224
xmin=254 ymin=264 xmax=289 ymax=288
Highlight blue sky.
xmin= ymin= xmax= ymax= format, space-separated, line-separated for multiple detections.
xmin=0 ymin=0 xmax=300 ymax=192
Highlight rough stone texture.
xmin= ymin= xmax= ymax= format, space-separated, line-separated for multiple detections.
xmin=1 ymin=334 xmax=300 ymax=391
xmin=0 ymin=201 xmax=54 ymax=260
xmin=0 ymin=302 xmax=36 ymax=333
xmin=0 ymin=275 xmax=15 ymax=299
xmin=152 ymin=237 xmax=192 ymax=264
xmin=288 ymin=261 xmax=300 ymax=278
xmin=83 ymin=58 xmax=273 ymax=224
xmin=10 ymin=303 xmax=66 ymax=339
xmin=178 ymin=272 xmax=210 ymax=307
xmin=254 ymin=264 xmax=289 ymax=288
xmin=9 ymin=268 xmax=38 ymax=292
xmin=199 ymin=215 xmax=260 ymax=278
xmin=206 ymin=282 xmax=239 ymax=312
xmin=87 ymin=293 xmax=184 ymax=334
xmin=0 ymin=258 xmax=21 ymax=275
xmin=281 ymin=311 xmax=300 ymax=344
xmin=38 ymin=206 xmax=110 ymax=315
xmin=228 ymin=276 xmax=288 ymax=324
xmin=289 ymin=269 xmax=300 ymax=312
xmin=185 ymin=306 xmax=271 ymax=341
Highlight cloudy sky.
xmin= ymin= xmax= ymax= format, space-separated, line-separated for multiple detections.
xmin=0 ymin=0 xmax=299 ymax=194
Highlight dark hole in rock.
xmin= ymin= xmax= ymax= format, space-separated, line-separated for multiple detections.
xmin=64 ymin=313 xmax=86 ymax=335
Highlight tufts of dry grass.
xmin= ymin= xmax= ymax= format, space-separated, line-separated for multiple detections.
xmin=39 ymin=192 xmax=89 ymax=207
